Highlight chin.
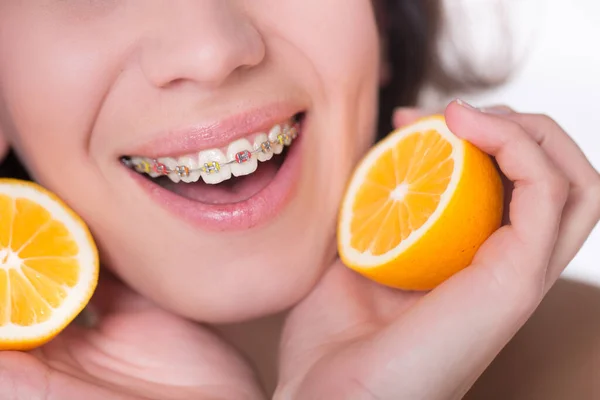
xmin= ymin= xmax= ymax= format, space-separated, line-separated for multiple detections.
xmin=152 ymin=253 xmax=332 ymax=324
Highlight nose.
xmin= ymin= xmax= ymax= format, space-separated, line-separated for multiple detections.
xmin=140 ymin=1 xmax=265 ymax=89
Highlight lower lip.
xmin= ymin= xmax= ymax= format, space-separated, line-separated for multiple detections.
xmin=130 ymin=128 xmax=304 ymax=231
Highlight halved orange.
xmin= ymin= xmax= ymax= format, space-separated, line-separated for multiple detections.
xmin=0 ymin=179 xmax=98 ymax=350
xmin=338 ymin=116 xmax=503 ymax=290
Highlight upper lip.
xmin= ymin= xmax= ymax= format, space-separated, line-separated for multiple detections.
xmin=124 ymin=103 xmax=304 ymax=158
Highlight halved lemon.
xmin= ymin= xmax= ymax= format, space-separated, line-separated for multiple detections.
xmin=338 ymin=116 xmax=503 ymax=290
xmin=0 ymin=179 xmax=98 ymax=350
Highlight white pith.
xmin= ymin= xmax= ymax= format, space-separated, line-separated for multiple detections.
xmin=0 ymin=183 xmax=97 ymax=341
xmin=339 ymin=118 xmax=465 ymax=268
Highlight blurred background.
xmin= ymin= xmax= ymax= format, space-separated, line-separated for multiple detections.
xmin=430 ymin=0 xmax=599 ymax=286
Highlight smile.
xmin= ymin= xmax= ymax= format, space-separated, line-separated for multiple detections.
xmin=123 ymin=116 xmax=299 ymax=185
xmin=122 ymin=109 xmax=306 ymax=231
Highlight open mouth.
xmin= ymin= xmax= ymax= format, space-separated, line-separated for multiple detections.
xmin=122 ymin=113 xmax=303 ymax=206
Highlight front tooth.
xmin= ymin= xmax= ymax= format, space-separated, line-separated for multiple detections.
xmin=268 ymin=125 xmax=284 ymax=155
xmin=198 ymin=149 xmax=231 ymax=184
xmin=228 ymin=139 xmax=258 ymax=177
xmin=158 ymin=157 xmax=180 ymax=183
xmin=253 ymin=133 xmax=273 ymax=162
xmin=177 ymin=155 xmax=202 ymax=183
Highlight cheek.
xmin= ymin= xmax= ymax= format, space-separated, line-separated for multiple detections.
xmin=0 ymin=11 xmax=120 ymax=184
xmin=256 ymin=0 xmax=380 ymax=106
xmin=287 ymin=0 xmax=380 ymax=94
xmin=264 ymin=0 xmax=380 ymax=204
xmin=293 ymin=0 xmax=380 ymax=155
xmin=269 ymin=1 xmax=380 ymax=264
xmin=295 ymin=0 xmax=380 ymax=169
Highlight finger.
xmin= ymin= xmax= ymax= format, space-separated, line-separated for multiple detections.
xmin=362 ymin=100 xmax=571 ymax=398
xmin=482 ymin=112 xmax=600 ymax=287
xmin=466 ymin=105 xmax=517 ymax=226
xmin=447 ymin=100 xmax=569 ymax=262
xmin=499 ymin=113 xmax=599 ymax=189
xmin=278 ymin=262 xmax=416 ymax=385
xmin=392 ymin=107 xmax=425 ymax=129
xmin=0 ymin=351 xmax=134 ymax=400
xmin=507 ymin=113 xmax=600 ymax=286
xmin=467 ymin=105 xmax=515 ymax=226
xmin=543 ymin=191 xmax=600 ymax=288
xmin=479 ymin=105 xmax=515 ymax=115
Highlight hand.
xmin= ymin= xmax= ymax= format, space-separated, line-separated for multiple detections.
xmin=275 ymin=101 xmax=600 ymax=399
xmin=1 ymin=273 xmax=265 ymax=400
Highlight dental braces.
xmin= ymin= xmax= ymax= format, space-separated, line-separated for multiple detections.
xmin=123 ymin=124 xmax=299 ymax=178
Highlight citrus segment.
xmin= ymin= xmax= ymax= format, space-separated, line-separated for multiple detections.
xmin=0 ymin=179 xmax=98 ymax=350
xmin=19 ymin=220 xmax=79 ymax=259
xmin=11 ymin=198 xmax=52 ymax=251
xmin=21 ymin=265 xmax=68 ymax=308
xmin=9 ymin=268 xmax=53 ymax=326
xmin=350 ymin=130 xmax=454 ymax=256
xmin=25 ymin=258 xmax=80 ymax=288
xmin=338 ymin=116 xmax=503 ymax=290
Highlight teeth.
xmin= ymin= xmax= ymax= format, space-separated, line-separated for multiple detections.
xmin=129 ymin=117 xmax=299 ymax=184
xmin=177 ymin=155 xmax=202 ymax=183
xmin=282 ymin=123 xmax=292 ymax=144
xmin=198 ymin=149 xmax=231 ymax=184
xmin=253 ymin=133 xmax=273 ymax=162
xmin=227 ymin=139 xmax=258 ymax=177
xmin=145 ymin=158 xmax=162 ymax=178
xmin=268 ymin=125 xmax=284 ymax=155
xmin=131 ymin=157 xmax=152 ymax=175
xmin=158 ymin=157 xmax=181 ymax=183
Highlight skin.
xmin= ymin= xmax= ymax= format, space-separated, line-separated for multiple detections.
xmin=0 ymin=1 xmax=599 ymax=399
xmin=0 ymin=0 xmax=379 ymax=323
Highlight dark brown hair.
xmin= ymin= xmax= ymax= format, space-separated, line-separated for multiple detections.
xmin=376 ymin=0 xmax=441 ymax=136
xmin=0 ymin=0 xmax=494 ymax=178
xmin=376 ymin=0 xmax=505 ymax=137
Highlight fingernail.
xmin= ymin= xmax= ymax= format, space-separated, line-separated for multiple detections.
xmin=479 ymin=106 xmax=513 ymax=115
xmin=455 ymin=98 xmax=479 ymax=111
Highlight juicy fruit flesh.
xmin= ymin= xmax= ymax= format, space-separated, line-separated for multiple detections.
xmin=339 ymin=115 xmax=504 ymax=291
xmin=0 ymin=196 xmax=79 ymax=327
xmin=350 ymin=130 xmax=454 ymax=256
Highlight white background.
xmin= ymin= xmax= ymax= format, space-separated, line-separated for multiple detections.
xmin=438 ymin=0 xmax=599 ymax=285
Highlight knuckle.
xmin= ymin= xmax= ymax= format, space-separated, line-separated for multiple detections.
xmin=499 ymin=119 xmax=529 ymax=148
xmin=540 ymin=171 xmax=570 ymax=206
xmin=528 ymin=113 xmax=561 ymax=130
xmin=504 ymin=118 xmax=526 ymax=136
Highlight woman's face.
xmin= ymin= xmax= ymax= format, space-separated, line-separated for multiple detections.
xmin=0 ymin=0 xmax=381 ymax=322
